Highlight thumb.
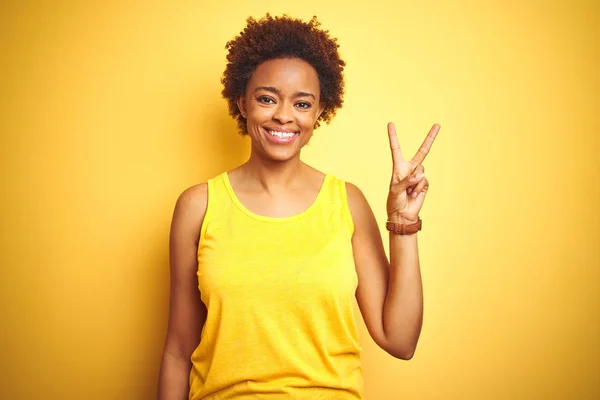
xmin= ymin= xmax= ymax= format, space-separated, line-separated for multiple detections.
xmin=390 ymin=171 xmax=424 ymax=194
xmin=390 ymin=175 xmax=413 ymax=195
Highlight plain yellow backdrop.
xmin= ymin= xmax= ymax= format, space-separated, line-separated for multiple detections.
xmin=1 ymin=1 xmax=598 ymax=399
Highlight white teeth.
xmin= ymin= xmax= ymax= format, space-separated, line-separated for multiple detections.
xmin=268 ymin=130 xmax=295 ymax=138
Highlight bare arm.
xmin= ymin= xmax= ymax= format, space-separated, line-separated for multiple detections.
xmin=347 ymin=183 xmax=423 ymax=360
xmin=347 ymin=123 xmax=439 ymax=360
xmin=158 ymin=184 xmax=208 ymax=399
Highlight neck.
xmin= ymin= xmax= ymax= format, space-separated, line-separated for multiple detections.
xmin=240 ymin=151 xmax=308 ymax=191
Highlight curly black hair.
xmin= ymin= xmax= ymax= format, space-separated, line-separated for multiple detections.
xmin=221 ymin=14 xmax=346 ymax=134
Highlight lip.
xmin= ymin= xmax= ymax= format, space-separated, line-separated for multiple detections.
xmin=264 ymin=126 xmax=299 ymax=134
xmin=263 ymin=127 xmax=299 ymax=144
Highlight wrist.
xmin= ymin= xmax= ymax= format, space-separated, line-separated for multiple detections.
xmin=385 ymin=216 xmax=422 ymax=235
xmin=387 ymin=214 xmax=419 ymax=224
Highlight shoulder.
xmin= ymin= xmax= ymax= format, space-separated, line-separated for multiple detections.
xmin=171 ymin=183 xmax=209 ymax=242
xmin=344 ymin=181 xmax=364 ymax=200
xmin=176 ymin=183 xmax=208 ymax=211
xmin=341 ymin=181 xmax=379 ymax=238
xmin=344 ymin=181 xmax=371 ymax=215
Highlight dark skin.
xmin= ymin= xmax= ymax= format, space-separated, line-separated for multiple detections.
xmin=229 ymin=57 xmax=326 ymax=217
xmin=157 ymin=57 xmax=439 ymax=399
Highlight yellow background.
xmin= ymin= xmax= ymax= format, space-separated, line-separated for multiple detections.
xmin=1 ymin=1 xmax=598 ymax=399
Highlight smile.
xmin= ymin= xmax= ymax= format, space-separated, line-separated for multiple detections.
xmin=266 ymin=129 xmax=298 ymax=138
xmin=264 ymin=128 xmax=299 ymax=144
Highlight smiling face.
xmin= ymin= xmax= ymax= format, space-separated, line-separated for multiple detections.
xmin=237 ymin=57 xmax=324 ymax=162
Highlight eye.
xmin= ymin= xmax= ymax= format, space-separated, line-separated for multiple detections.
xmin=257 ymin=96 xmax=275 ymax=104
xmin=295 ymin=102 xmax=312 ymax=109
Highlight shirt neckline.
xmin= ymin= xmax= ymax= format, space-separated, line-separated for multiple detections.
xmin=222 ymin=172 xmax=331 ymax=222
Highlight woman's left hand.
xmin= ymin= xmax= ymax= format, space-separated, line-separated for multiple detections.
xmin=386 ymin=122 xmax=440 ymax=223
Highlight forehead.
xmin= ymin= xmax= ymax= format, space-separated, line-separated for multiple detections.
xmin=247 ymin=58 xmax=320 ymax=93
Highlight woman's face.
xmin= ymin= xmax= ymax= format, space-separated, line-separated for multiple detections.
xmin=237 ymin=57 xmax=324 ymax=162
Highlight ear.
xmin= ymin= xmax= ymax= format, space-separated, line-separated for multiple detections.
xmin=236 ymin=96 xmax=247 ymax=119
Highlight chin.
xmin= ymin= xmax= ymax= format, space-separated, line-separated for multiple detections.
xmin=264 ymin=150 xmax=299 ymax=162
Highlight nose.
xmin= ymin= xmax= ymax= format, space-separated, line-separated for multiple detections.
xmin=273 ymin=101 xmax=294 ymax=124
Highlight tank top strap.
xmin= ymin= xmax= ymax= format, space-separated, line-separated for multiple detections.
xmin=320 ymin=174 xmax=355 ymax=237
xmin=207 ymin=172 xmax=231 ymax=206
xmin=199 ymin=172 xmax=230 ymax=243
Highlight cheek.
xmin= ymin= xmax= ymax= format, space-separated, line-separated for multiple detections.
xmin=299 ymin=110 xmax=318 ymax=124
xmin=305 ymin=114 xmax=320 ymax=129
xmin=245 ymin=107 xmax=266 ymax=122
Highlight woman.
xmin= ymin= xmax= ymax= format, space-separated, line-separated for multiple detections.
xmin=158 ymin=14 xmax=440 ymax=399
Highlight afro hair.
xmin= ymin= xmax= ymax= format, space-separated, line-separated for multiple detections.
xmin=221 ymin=14 xmax=346 ymax=134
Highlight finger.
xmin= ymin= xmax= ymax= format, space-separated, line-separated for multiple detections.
xmin=393 ymin=169 xmax=424 ymax=194
xmin=411 ymin=123 xmax=440 ymax=166
xmin=411 ymin=177 xmax=428 ymax=199
xmin=390 ymin=173 xmax=414 ymax=195
xmin=412 ymin=164 xmax=425 ymax=176
xmin=407 ymin=165 xmax=425 ymax=183
xmin=388 ymin=122 xmax=405 ymax=165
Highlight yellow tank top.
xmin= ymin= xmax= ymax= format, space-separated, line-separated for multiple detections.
xmin=189 ymin=172 xmax=363 ymax=399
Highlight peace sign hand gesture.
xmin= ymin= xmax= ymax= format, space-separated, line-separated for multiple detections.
xmin=386 ymin=122 xmax=440 ymax=224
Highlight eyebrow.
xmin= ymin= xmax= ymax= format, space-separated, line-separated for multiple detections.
xmin=254 ymin=86 xmax=316 ymax=100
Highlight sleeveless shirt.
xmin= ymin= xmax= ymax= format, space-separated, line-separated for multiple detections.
xmin=188 ymin=172 xmax=363 ymax=399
